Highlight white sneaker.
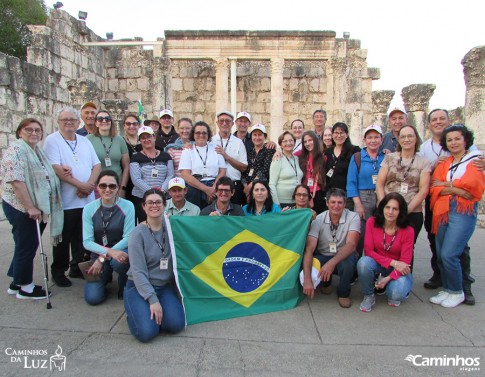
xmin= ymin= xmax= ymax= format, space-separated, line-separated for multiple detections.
xmin=440 ymin=292 xmax=465 ymax=308
xmin=430 ymin=291 xmax=449 ymax=304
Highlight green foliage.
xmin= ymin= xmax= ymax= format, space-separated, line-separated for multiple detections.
xmin=0 ymin=0 xmax=48 ymax=60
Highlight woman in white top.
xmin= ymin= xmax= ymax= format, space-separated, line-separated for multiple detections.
xmin=179 ymin=121 xmax=226 ymax=208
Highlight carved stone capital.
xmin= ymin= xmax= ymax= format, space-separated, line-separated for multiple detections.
xmin=214 ymin=57 xmax=228 ymax=71
xmin=101 ymin=99 xmax=133 ymax=123
xmin=372 ymin=90 xmax=395 ymax=113
xmin=67 ymin=79 xmax=99 ymax=107
xmin=330 ymin=58 xmax=348 ymax=75
xmin=401 ymin=84 xmax=436 ymax=112
xmin=462 ymin=45 xmax=485 ymax=87
xmin=271 ymin=57 xmax=285 ymax=74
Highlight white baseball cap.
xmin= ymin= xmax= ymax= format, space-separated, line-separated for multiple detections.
xmin=236 ymin=111 xmax=251 ymax=122
xmin=363 ymin=124 xmax=383 ymax=136
xmin=159 ymin=109 xmax=174 ymax=118
xmin=217 ymin=111 xmax=234 ymax=119
xmin=388 ymin=106 xmax=407 ymax=117
xmin=168 ymin=177 xmax=186 ymax=190
xmin=249 ymin=124 xmax=267 ymax=136
xmin=137 ymin=126 xmax=154 ymax=138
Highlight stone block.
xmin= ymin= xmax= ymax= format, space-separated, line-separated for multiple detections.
xmin=60 ymin=59 xmax=73 ymax=77
xmin=125 ymin=79 xmax=137 ymax=91
xmin=183 ymin=78 xmax=194 ymax=91
xmin=137 ymin=78 xmax=149 ymax=91
xmin=117 ymin=67 xmax=142 ymax=79
xmin=0 ymin=69 xmax=10 ymax=86
xmin=177 ymin=102 xmax=193 ymax=112
xmin=309 ymin=79 xmax=320 ymax=93
xmin=194 ymin=101 xmax=205 ymax=113
xmin=313 ymin=94 xmax=326 ymax=103
xmin=172 ymin=78 xmax=183 ymax=91
xmin=180 ymin=66 xmax=198 ymax=78
xmin=14 ymin=92 xmax=26 ymax=112
xmin=0 ymin=53 xmax=7 ymax=68
xmin=260 ymin=77 xmax=271 ymax=92
xmin=0 ymin=133 xmax=8 ymax=148
xmin=125 ymin=92 xmax=143 ymax=101
xmin=109 ymin=79 xmax=120 ymax=93
xmin=254 ymin=102 xmax=266 ymax=113
xmin=257 ymin=92 xmax=271 ymax=103
xmin=107 ymin=68 xmax=117 ymax=79
xmin=205 ymin=77 xmax=214 ymax=91
xmin=0 ymin=87 xmax=6 ymax=106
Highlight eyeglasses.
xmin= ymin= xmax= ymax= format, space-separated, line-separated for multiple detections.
xmin=333 ymin=132 xmax=346 ymax=136
xmin=217 ymin=188 xmax=232 ymax=194
xmin=217 ymin=119 xmax=233 ymax=125
xmin=145 ymin=200 xmax=163 ymax=206
xmin=194 ymin=131 xmax=208 ymax=136
xmin=139 ymin=135 xmax=154 ymax=140
xmin=96 ymin=116 xmax=112 ymax=122
xmin=295 ymin=193 xmax=309 ymax=197
xmin=59 ymin=118 xmax=79 ymax=124
xmin=398 ymin=134 xmax=416 ymax=140
xmin=98 ymin=183 xmax=118 ymax=190
xmin=125 ymin=122 xmax=140 ymax=127
xmin=23 ymin=127 xmax=43 ymax=135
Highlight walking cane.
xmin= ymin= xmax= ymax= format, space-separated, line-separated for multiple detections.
xmin=36 ymin=219 xmax=52 ymax=309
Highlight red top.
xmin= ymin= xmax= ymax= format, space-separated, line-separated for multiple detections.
xmin=364 ymin=217 xmax=414 ymax=280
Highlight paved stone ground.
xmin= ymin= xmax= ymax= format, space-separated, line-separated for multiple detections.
xmin=0 ymin=218 xmax=483 ymax=377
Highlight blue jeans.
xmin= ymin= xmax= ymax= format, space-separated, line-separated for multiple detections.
xmin=123 ymin=280 xmax=185 ymax=342
xmin=436 ymin=198 xmax=477 ymax=294
xmin=84 ymin=249 xmax=129 ymax=305
xmin=186 ymin=179 xmax=215 ymax=209
xmin=3 ymin=201 xmax=46 ymax=285
xmin=357 ymin=256 xmax=413 ymax=300
xmin=314 ymin=253 xmax=356 ymax=298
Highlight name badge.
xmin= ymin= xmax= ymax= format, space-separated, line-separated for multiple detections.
xmin=248 ymin=168 xmax=254 ymax=177
xmin=326 ymin=169 xmax=334 ymax=178
xmin=329 ymin=242 xmax=337 ymax=254
xmin=400 ymin=182 xmax=409 ymax=194
xmin=203 ymin=167 xmax=208 ymax=178
xmin=102 ymin=234 xmax=108 ymax=246
xmin=160 ymin=258 xmax=168 ymax=270
xmin=151 ymin=168 xmax=158 ymax=178
xmin=307 ymin=178 xmax=314 ymax=187
xmin=372 ymin=175 xmax=378 ymax=185
xmin=104 ymin=157 xmax=112 ymax=167
xmin=72 ymin=154 xmax=80 ymax=163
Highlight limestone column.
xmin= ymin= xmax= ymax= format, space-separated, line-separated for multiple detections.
xmin=270 ymin=57 xmax=284 ymax=142
xmin=214 ymin=57 xmax=229 ymax=116
xmin=462 ymin=46 xmax=485 ymax=150
xmin=372 ymin=90 xmax=395 ymax=133
xmin=153 ymin=57 xmax=172 ymax=113
xmin=401 ymin=84 xmax=436 ymax=140
xmin=328 ymin=58 xmax=347 ymax=126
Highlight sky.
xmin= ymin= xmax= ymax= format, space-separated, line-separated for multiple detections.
xmin=54 ymin=0 xmax=484 ymax=111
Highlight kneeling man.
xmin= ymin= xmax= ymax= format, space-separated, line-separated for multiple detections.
xmin=303 ymin=188 xmax=360 ymax=308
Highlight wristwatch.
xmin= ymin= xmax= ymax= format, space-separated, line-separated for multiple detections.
xmin=97 ymin=256 xmax=106 ymax=263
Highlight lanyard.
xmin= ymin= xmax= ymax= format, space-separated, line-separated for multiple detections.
xmin=61 ymin=134 xmax=77 ymax=154
xmin=146 ymin=222 xmax=167 ymax=257
xmin=293 ymin=140 xmax=301 ymax=152
xmin=399 ymin=154 xmax=416 ymax=179
xmin=330 ymin=222 xmax=339 ymax=242
xmin=370 ymin=156 xmax=379 ymax=173
xmin=142 ymin=150 xmax=158 ymax=165
xmin=331 ymin=152 xmax=339 ymax=170
xmin=99 ymin=136 xmax=113 ymax=156
xmin=383 ymin=230 xmax=397 ymax=253
xmin=100 ymin=205 xmax=115 ymax=237
xmin=449 ymin=154 xmax=476 ymax=181
xmin=284 ymin=154 xmax=298 ymax=180
xmin=306 ymin=157 xmax=314 ymax=175
xmin=430 ymin=141 xmax=443 ymax=158
xmin=195 ymin=145 xmax=209 ymax=168
xmin=219 ymin=134 xmax=231 ymax=151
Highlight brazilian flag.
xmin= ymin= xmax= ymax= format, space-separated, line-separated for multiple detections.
xmin=167 ymin=210 xmax=312 ymax=325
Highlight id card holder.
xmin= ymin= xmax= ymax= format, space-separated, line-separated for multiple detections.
xmin=372 ymin=175 xmax=378 ymax=185
xmin=72 ymin=154 xmax=80 ymax=164
xmin=160 ymin=258 xmax=168 ymax=270
xmin=203 ymin=167 xmax=208 ymax=178
xmin=329 ymin=242 xmax=337 ymax=254
xmin=248 ymin=168 xmax=254 ymax=177
xmin=151 ymin=168 xmax=158 ymax=178
xmin=400 ymin=182 xmax=409 ymax=194
xmin=105 ymin=157 xmax=112 ymax=167
xmin=102 ymin=234 xmax=108 ymax=246
xmin=326 ymin=169 xmax=334 ymax=178
xmin=307 ymin=178 xmax=314 ymax=187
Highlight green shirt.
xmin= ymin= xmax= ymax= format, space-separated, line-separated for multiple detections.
xmin=87 ymin=135 xmax=128 ymax=180
xmin=165 ymin=199 xmax=201 ymax=216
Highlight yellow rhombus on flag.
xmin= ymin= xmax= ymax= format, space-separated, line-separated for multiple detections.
xmin=191 ymin=229 xmax=300 ymax=308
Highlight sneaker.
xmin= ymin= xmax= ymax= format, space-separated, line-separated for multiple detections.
xmin=68 ymin=265 xmax=84 ymax=279
xmin=7 ymin=282 xmax=20 ymax=295
xmin=440 ymin=292 xmax=465 ymax=308
xmin=388 ymin=299 xmax=401 ymax=307
xmin=374 ymin=287 xmax=386 ymax=296
xmin=430 ymin=291 xmax=449 ymax=305
xmin=16 ymin=285 xmax=51 ymax=300
xmin=360 ymin=294 xmax=376 ymax=312
xmin=53 ymin=274 xmax=72 ymax=287
xmin=463 ymin=287 xmax=475 ymax=306
xmin=338 ymin=297 xmax=352 ymax=308
xmin=424 ymin=274 xmax=442 ymax=289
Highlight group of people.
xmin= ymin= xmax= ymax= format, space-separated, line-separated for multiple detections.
xmin=1 ymin=103 xmax=483 ymax=343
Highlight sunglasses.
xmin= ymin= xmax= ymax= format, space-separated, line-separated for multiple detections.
xmin=96 ymin=116 xmax=112 ymax=122
xmin=98 ymin=183 xmax=118 ymax=190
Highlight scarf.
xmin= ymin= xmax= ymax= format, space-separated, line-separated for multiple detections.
xmin=16 ymin=139 xmax=64 ymax=245
xmin=430 ymin=154 xmax=485 ymax=234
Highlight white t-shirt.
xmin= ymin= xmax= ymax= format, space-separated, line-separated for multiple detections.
xmin=210 ymin=134 xmax=247 ymax=181
xmin=179 ymin=144 xmax=226 ymax=181
xmin=43 ymin=131 xmax=100 ymax=210
xmin=420 ymin=138 xmax=478 ymax=169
